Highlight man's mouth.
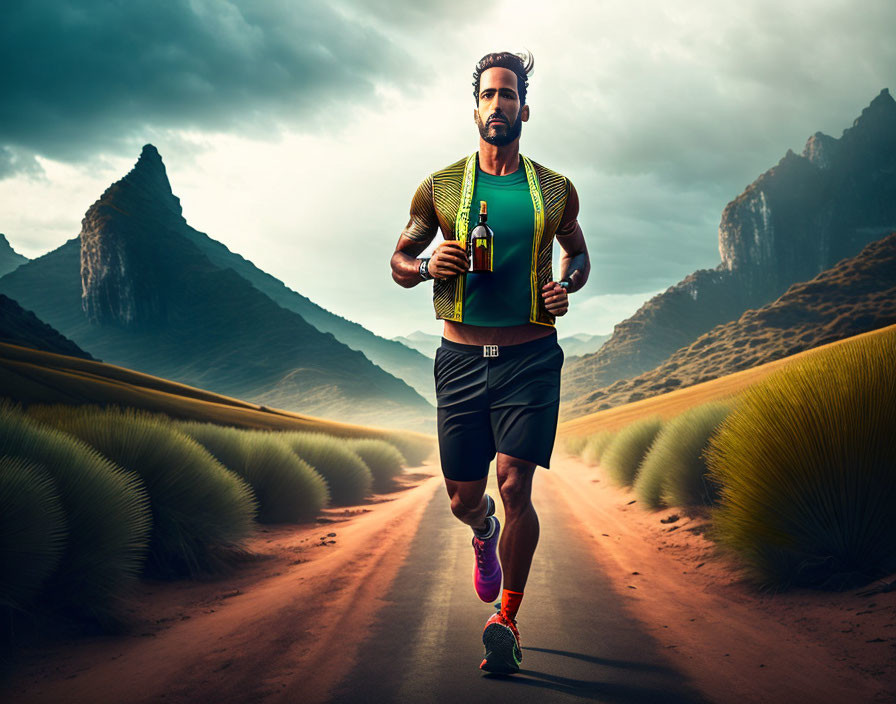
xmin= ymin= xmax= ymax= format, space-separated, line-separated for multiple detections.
xmin=489 ymin=119 xmax=508 ymax=127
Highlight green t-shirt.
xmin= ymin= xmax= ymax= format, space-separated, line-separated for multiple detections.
xmin=462 ymin=167 xmax=535 ymax=326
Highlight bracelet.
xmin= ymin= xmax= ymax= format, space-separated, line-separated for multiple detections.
xmin=419 ymin=257 xmax=434 ymax=280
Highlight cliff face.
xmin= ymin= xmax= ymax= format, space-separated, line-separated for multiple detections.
xmin=80 ymin=144 xmax=183 ymax=327
xmin=561 ymin=88 xmax=896 ymax=408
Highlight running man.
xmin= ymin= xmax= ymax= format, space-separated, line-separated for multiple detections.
xmin=390 ymin=51 xmax=590 ymax=674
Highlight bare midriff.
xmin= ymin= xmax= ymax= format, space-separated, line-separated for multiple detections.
xmin=442 ymin=320 xmax=555 ymax=346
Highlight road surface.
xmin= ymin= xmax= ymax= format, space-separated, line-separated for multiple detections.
xmin=325 ymin=470 xmax=711 ymax=703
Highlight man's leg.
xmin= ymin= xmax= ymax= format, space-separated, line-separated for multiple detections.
xmin=495 ymin=452 xmax=539 ymax=593
xmin=444 ymin=476 xmax=490 ymax=531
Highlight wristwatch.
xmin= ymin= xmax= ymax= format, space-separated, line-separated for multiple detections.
xmin=419 ymin=257 xmax=434 ymax=281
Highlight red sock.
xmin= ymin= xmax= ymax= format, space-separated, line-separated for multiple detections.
xmin=501 ymin=589 xmax=524 ymax=621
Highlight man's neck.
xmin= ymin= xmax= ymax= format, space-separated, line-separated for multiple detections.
xmin=477 ymin=140 xmax=521 ymax=176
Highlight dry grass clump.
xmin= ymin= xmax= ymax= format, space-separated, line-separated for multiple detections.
xmin=0 ymin=457 xmax=67 ymax=612
xmin=601 ymin=416 xmax=663 ymax=486
xmin=383 ymin=433 xmax=434 ymax=466
xmin=281 ymin=432 xmax=373 ymax=505
xmin=582 ymin=430 xmax=617 ymax=465
xmin=1 ymin=400 xmax=151 ymax=627
xmin=181 ymin=422 xmax=329 ymax=523
xmin=705 ymin=329 xmax=896 ymax=590
xmin=29 ymin=404 xmax=256 ymax=578
xmin=348 ymin=439 xmax=406 ymax=491
xmin=634 ymin=401 xmax=734 ymax=509
xmin=561 ymin=435 xmax=589 ymax=456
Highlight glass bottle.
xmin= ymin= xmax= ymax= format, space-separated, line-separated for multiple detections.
xmin=469 ymin=200 xmax=494 ymax=273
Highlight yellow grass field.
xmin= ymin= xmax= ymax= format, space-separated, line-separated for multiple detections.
xmin=0 ymin=341 xmax=431 ymax=444
xmin=558 ymin=322 xmax=896 ymax=437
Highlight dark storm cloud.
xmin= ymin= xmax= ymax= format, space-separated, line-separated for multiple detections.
xmin=0 ymin=0 xmax=466 ymax=176
xmin=538 ymin=0 xmax=896 ymax=200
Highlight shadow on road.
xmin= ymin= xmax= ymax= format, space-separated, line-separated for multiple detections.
xmin=524 ymin=646 xmax=680 ymax=675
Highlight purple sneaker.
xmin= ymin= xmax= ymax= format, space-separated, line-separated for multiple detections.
xmin=472 ymin=514 xmax=502 ymax=602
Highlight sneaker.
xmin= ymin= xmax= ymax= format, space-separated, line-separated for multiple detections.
xmin=480 ymin=611 xmax=522 ymax=674
xmin=472 ymin=514 xmax=501 ymax=602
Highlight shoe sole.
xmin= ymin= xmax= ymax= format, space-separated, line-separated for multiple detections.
xmin=480 ymin=623 xmax=521 ymax=674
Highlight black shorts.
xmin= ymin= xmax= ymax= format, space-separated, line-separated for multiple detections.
xmin=434 ymin=331 xmax=564 ymax=482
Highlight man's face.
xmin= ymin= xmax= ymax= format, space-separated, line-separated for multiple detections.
xmin=474 ymin=66 xmax=529 ymax=147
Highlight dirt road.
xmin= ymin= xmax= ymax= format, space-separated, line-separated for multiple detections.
xmin=4 ymin=457 xmax=892 ymax=703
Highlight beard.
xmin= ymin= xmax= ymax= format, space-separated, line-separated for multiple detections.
xmin=476 ymin=110 xmax=523 ymax=146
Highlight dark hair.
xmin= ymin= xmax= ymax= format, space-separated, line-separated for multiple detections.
xmin=472 ymin=50 xmax=534 ymax=106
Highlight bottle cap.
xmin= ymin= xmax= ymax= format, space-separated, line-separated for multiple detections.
xmin=480 ymin=201 xmax=487 ymax=215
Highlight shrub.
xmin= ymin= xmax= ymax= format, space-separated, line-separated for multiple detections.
xmin=281 ymin=432 xmax=373 ymax=505
xmin=582 ymin=430 xmax=616 ymax=465
xmin=28 ymin=404 xmax=256 ymax=578
xmin=561 ymin=435 xmax=588 ymax=456
xmin=0 ymin=457 xmax=68 ymax=611
xmin=634 ymin=401 xmax=733 ymax=509
xmin=384 ymin=432 xmax=434 ymax=467
xmin=704 ymin=330 xmax=896 ymax=590
xmin=349 ymin=439 xmax=406 ymax=491
xmin=601 ymin=416 xmax=664 ymax=487
xmin=181 ymin=422 xmax=329 ymax=523
xmin=0 ymin=400 xmax=151 ymax=626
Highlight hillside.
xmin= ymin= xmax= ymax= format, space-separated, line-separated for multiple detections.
xmin=561 ymin=232 xmax=896 ymax=419
xmin=0 ymin=294 xmax=94 ymax=360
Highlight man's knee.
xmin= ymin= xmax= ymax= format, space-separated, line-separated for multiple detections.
xmin=497 ymin=456 xmax=536 ymax=515
xmin=446 ymin=480 xmax=487 ymax=521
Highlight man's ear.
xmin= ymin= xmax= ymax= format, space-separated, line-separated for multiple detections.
xmin=473 ymin=106 xmax=480 ymax=123
xmin=521 ymin=104 xmax=530 ymax=122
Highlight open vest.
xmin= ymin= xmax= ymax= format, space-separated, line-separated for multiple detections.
xmin=430 ymin=152 xmax=571 ymax=326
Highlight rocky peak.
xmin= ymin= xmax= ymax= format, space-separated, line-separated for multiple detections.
xmin=87 ymin=144 xmax=182 ymax=219
xmin=802 ymin=131 xmax=839 ymax=170
xmin=80 ymin=144 xmax=185 ymax=327
xmin=0 ymin=233 xmax=29 ymax=277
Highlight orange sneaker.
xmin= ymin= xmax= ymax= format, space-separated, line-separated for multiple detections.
xmin=480 ymin=611 xmax=522 ymax=674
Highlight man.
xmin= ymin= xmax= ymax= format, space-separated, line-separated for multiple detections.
xmin=390 ymin=50 xmax=590 ymax=674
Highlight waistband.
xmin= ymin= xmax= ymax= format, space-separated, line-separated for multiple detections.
xmin=439 ymin=330 xmax=558 ymax=358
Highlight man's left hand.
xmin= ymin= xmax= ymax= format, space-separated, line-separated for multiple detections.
xmin=541 ymin=281 xmax=569 ymax=316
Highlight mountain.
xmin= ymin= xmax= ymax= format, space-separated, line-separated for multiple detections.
xmin=0 ymin=234 xmax=28 ymax=277
xmin=177 ymin=219 xmax=436 ymax=405
xmin=0 ymin=294 xmax=94 ymax=360
xmin=558 ymin=332 xmax=610 ymax=359
xmin=392 ymin=330 xmax=442 ymax=358
xmin=561 ymin=231 xmax=896 ymax=418
xmin=0 ymin=145 xmax=432 ymax=430
xmin=562 ymin=88 xmax=896 ymax=405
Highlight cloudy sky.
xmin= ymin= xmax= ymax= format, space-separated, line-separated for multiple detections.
xmin=1 ymin=0 xmax=893 ymax=340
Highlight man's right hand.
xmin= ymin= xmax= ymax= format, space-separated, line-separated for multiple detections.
xmin=429 ymin=241 xmax=469 ymax=280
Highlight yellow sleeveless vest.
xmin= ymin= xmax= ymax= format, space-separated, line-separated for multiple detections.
xmin=430 ymin=152 xmax=571 ymax=326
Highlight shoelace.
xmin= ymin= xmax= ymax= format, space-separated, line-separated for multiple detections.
xmin=472 ymin=536 xmax=489 ymax=568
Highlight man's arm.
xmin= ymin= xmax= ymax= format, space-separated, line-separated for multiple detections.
xmin=555 ymin=181 xmax=589 ymax=292
xmin=391 ymin=175 xmax=468 ymax=288
xmin=542 ymin=180 xmax=589 ymax=316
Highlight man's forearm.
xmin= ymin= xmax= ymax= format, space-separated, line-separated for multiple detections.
xmin=391 ymin=251 xmax=427 ymax=288
xmin=559 ymin=250 xmax=589 ymax=293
